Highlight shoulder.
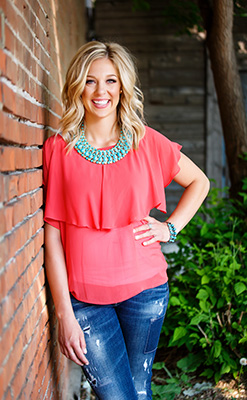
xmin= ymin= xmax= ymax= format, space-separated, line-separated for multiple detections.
xmin=43 ymin=133 xmax=66 ymax=155
xmin=143 ymin=126 xmax=173 ymax=146
xmin=43 ymin=134 xmax=67 ymax=171
xmin=44 ymin=133 xmax=65 ymax=148
xmin=142 ymin=126 xmax=182 ymax=158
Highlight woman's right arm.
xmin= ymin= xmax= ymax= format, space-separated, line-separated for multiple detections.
xmin=44 ymin=222 xmax=89 ymax=366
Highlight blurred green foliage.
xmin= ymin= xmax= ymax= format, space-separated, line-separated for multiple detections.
xmin=152 ymin=176 xmax=247 ymax=398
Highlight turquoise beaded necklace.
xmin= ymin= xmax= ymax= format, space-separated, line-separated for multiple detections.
xmin=74 ymin=122 xmax=132 ymax=164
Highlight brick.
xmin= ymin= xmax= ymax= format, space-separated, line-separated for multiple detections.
xmin=39 ymin=361 xmax=53 ymax=398
xmin=0 ymin=146 xmax=42 ymax=172
xmin=46 ymin=76 xmax=61 ymax=104
xmin=0 ymin=146 xmax=15 ymax=171
xmin=0 ymin=281 xmax=47 ymax=396
xmin=0 ymin=173 xmax=4 ymax=202
xmin=0 ymin=13 xmax=3 ymax=48
xmin=4 ymin=23 xmax=15 ymax=52
xmin=32 ymin=349 xmax=53 ymax=398
xmin=0 ymin=237 xmax=9 ymax=268
xmin=5 ymin=54 xmax=20 ymax=88
xmin=17 ymin=169 xmax=42 ymax=196
xmin=0 ymin=49 xmax=6 ymax=75
xmin=7 ymin=359 xmax=27 ymax=399
xmin=37 ymin=5 xmax=49 ymax=33
xmin=20 ymin=17 xmax=33 ymax=51
xmin=0 ymin=205 xmax=13 ymax=236
xmin=28 ymin=74 xmax=37 ymax=99
xmin=0 ymin=258 xmax=17 ymax=299
xmin=5 ymin=0 xmax=18 ymax=30
xmin=46 ymin=109 xmax=61 ymax=130
xmin=49 ymin=97 xmax=62 ymax=117
xmin=37 ymin=63 xmax=49 ymax=88
xmin=0 ymin=372 xmax=4 ymax=400
xmin=2 ymin=80 xmax=16 ymax=114
xmin=0 ymin=111 xmax=45 ymax=145
xmin=0 ymin=109 xmax=19 ymax=144
xmin=1 ymin=81 xmax=48 ymax=124
xmin=2 ymin=389 xmax=13 ymax=400
xmin=0 ymin=1 xmax=87 ymax=398
xmin=20 ymin=62 xmax=32 ymax=94
xmin=0 ymin=249 xmax=45 ymax=335
xmin=0 ymin=81 xmax=2 ymax=104
xmin=7 ymin=173 xmax=19 ymax=199
xmin=0 ymin=170 xmax=42 ymax=203
xmin=0 ymin=188 xmax=43 ymax=236
xmin=19 ymin=36 xmax=32 ymax=70
xmin=20 ymin=377 xmax=35 ymax=400
xmin=0 ymin=209 xmax=43 ymax=266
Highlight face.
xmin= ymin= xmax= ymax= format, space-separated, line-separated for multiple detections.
xmin=82 ymin=58 xmax=121 ymax=122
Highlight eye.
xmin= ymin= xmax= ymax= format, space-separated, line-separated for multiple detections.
xmin=107 ymin=79 xmax=117 ymax=84
xmin=86 ymin=79 xmax=95 ymax=85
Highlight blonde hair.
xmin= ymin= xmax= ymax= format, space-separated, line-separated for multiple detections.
xmin=60 ymin=41 xmax=145 ymax=150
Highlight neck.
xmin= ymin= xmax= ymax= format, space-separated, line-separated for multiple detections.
xmin=83 ymin=116 xmax=119 ymax=148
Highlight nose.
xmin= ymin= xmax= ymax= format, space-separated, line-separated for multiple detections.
xmin=95 ymin=81 xmax=106 ymax=95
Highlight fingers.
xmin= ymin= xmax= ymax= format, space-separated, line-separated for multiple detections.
xmin=58 ymin=320 xmax=89 ymax=366
xmin=69 ymin=345 xmax=89 ymax=366
xmin=133 ymin=223 xmax=150 ymax=235
xmin=133 ymin=218 xmax=157 ymax=246
xmin=60 ymin=340 xmax=89 ymax=366
xmin=133 ymin=217 xmax=170 ymax=245
xmin=142 ymin=236 xmax=158 ymax=246
xmin=133 ymin=216 xmax=153 ymax=233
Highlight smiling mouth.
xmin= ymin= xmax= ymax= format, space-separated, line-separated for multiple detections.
xmin=92 ymin=100 xmax=110 ymax=105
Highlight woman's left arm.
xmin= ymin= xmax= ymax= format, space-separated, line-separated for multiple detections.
xmin=134 ymin=153 xmax=210 ymax=245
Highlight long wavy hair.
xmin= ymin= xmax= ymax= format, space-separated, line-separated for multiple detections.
xmin=60 ymin=41 xmax=145 ymax=151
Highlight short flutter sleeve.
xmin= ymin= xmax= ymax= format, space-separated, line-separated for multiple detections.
xmin=43 ymin=128 xmax=182 ymax=230
xmin=43 ymin=135 xmax=65 ymax=229
xmin=146 ymin=127 xmax=182 ymax=188
xmin=137 ymin=127 xmax=182 ymax=214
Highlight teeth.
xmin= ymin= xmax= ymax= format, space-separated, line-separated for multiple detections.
xmin=93 ymin=100 xmax=109 ymax=105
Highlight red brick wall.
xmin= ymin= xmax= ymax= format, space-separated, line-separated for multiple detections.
xmin=0 ymin=1 xmax=85 ymax=399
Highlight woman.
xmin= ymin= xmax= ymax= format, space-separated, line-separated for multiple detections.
xmin=43 ymin=41 xmax=210 ymax=400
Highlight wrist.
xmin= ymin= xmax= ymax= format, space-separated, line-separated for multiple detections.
xmin=56 ymin=303 xmax=74 ymax=321
xmin=165 ymin=221 xmax=178 ymax=243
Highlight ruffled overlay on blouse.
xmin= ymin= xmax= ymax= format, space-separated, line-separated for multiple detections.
xmin=43 ymin=126 xmax=182 ymax=304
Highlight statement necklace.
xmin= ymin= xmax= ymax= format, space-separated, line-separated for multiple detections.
xmin=74 ymin=122 xmax=132 ymax=164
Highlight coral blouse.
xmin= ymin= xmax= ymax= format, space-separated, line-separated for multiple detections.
xmin=43 ymin=126 xmax=182 ymax=304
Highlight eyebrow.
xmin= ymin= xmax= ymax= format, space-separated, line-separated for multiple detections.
xmin=86 ymin=74 xmax=118 ymax=78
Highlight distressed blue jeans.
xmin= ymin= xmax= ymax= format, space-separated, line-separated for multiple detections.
xmin=70 ymin=282 xmax=169 ymax=400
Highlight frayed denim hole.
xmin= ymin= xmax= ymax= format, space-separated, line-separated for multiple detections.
xmin=82 ymin=365 xmax=112 ymax=390
xmin=83 ymin=325 xmax=91 ymax=336
xmin=144 ymin=315 xmax=165 ymax=354
xmin=82 ymin=366 xmax=97 ymax=387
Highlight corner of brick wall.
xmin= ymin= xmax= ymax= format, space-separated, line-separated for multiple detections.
xmin=0 ymin=1 xmax=85 ymax=399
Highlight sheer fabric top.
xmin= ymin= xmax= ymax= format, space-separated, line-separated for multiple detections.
xmin=43 ymin=127 xmax=182 ymax=304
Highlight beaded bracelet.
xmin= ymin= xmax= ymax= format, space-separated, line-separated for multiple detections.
xmin=166 ymin=222 xmax=177 ymax=243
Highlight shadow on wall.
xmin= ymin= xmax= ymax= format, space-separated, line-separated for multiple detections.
xmin=41 ymin=7 xmax=83 ymax=396
xmin=45 ymin=284 xmax=83 ymax=399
